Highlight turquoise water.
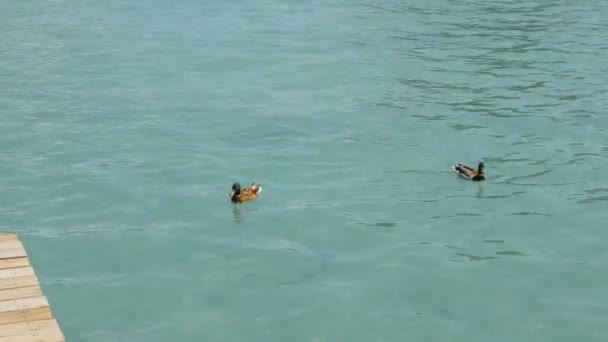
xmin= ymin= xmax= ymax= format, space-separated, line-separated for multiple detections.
xmin=1 ymin=0 xmax=608 ymax=340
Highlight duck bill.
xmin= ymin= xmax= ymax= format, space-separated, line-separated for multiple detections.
xmin=229 ymin=191 xmax=235 ymax=197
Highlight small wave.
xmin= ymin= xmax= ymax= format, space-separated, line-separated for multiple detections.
xmin=453 ymin=253 xmax=497 ymax=261
xmin=510 ymin=211 xmax=553 ymax=216
xmin=503 ymin=170 xmax=551 ymax=185
xmin=495 ymin=250 xmax=527 ymax=257
xmin=576 ymin=196 xmax=608 ymax=205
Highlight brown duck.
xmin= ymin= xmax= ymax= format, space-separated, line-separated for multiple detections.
xmin=229 ymin=182 xmax=263 ymax=203
xmin=452 ymin=162 xmax=485 ymax=181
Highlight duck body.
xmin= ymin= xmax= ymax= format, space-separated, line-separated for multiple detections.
xmin=230 ymin=182 xmax=263 ymax=203
xmin=452 ymin=162 xmax=485 ymax=181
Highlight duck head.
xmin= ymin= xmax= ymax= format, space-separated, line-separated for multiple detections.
xmin=229 ymin=182 xmax=241 ymax=200
xmin=477 ymin=162 xmax=485 ymax=174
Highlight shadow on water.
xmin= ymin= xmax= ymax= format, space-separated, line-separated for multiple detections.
xmin=232 ymin=204 xmax=245 ymax=223
xmin=476 ymin=184 xmax=484 ymax=198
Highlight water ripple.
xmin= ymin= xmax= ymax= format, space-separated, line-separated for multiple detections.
xmin=3 ymin=0 xmax=608 ymax=340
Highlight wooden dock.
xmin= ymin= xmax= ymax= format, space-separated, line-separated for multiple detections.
xmin=0 ymin=233 xmax=65 ymax=342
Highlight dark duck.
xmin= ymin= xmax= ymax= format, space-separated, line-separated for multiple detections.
xmin=229 ymin=182 xmax=263 ymax=203
xmin=452 ymin=162 xmax=485 ymax=181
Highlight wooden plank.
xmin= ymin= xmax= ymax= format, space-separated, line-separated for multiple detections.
xmin=0 ymin=297 xmax=49 ymax=314
xmin=0 ymin=307 xmax=53 ymax=326
xmin=0 ymin=276 xmax=40 ymax=291
xmin=0 ymin=287 xmax=42 ymax=302
xmin=0 ymin=241 xmax=26 ymax=260
xmin=0 ymin=249 xmax=27 ymax=260
xmin=0 ymin=258 xmax=30 ymax=270
xmin=0 ymin=332 xmax=64 ymax=342
xmin=0 ymin=268 xmax=35 ymax=279
xmin=0 ymin=235 xmax=18 ymax=243
xmin=0 ymin=233 xmax=65 ymax=341
xmin=0 ymin=333 xmax=63 ymax=342
xmin=0 ymin=319 xmax=60 ymax=338
xmin=0 ymin=241 xmax=25 ymax=252
xmin=0 ymin=325 xmax=64 ymax=342
xmin=0 ymin=328 xmax=64 ymax=342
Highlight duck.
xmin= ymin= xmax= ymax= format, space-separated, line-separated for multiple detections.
xmin=229 ymin=182 xmax=263 ymax=203
xmin=452 ymin=162 xmax=485 ymax=181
